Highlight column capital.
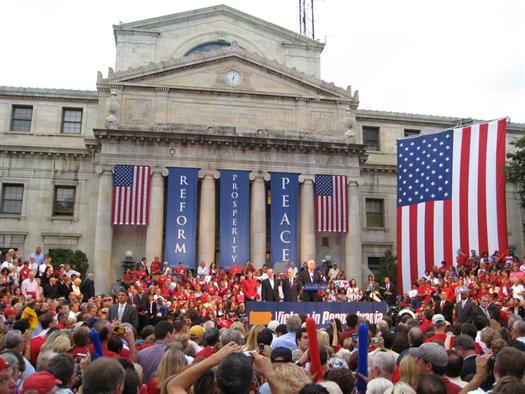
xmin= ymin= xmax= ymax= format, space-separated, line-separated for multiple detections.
xmin=95 ymin=165 xmax=113 ymax=176
xmin=151 ymin=166 xmax=169 ymax=177
xmin=299 ymin=174 xmax=315 ymax=183
xmin=249 ymin=171 xmax=271 ymax=182
xmin=198 ymin=169 xmax=220 ymax=179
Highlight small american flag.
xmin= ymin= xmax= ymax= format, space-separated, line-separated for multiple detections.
xmin=112 ymin=165 xmax=151 ymax=225
xmin=315 ymin=175 xmax=348 ymax=232
xmin=396 ymin=119 xmax=508 ymax=294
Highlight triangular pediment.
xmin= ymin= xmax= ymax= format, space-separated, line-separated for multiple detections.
xmin=102 ymin=47 xmax=355 ymax=101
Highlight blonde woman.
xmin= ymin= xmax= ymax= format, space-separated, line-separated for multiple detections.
xmin=244 ymin=324 xmax=265 ymax=351
xmin=148 ymin=345 xmax=186 ymax=394
xmin=259 ymin=362 xmax=311 ymax=394
xmin=399 ymin=354 xmax=418 ymax=386
xmin=40 ymin=330 xmax=72 ymax=354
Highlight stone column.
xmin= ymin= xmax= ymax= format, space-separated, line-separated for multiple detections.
xmin=145 ymin=167 xmax=168 ymax=262
xmin=93 ymin=167 xmax=114 ymax=294
xmin=249 ymin=172 xmax=270 ymax=268
xmin=344 ymin=180 xmax=363 ymax=285
xmin=299 ymin=175 xmax=316 ymax=263
xmin=198 ymin=170 xmax=219 ymax=265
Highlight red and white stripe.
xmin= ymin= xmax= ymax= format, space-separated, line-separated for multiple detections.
xmin=315 ymin=175 xmax=348 ymax=232
xmin=112 ymin=165 xmax=151 ymax=225
xmin=397 ymin=119 xmax=508 ymax=294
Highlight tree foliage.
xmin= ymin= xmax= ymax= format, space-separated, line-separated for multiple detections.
xmin=507 ymin=135 xmax=525 ymax=208
xmin=375 ymin=249 xmax=397 ymax=285
xmin=47 ymin=248 xmax=89 ymax=278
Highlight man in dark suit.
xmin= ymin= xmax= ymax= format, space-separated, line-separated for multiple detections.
xmin=510 ymin=298 xmax=525 ymax=318
xmin=471 ymin=295 xmax=499 ymax=322
xmin=454 ymin=334 xmax=477 ymax=379
xmin=282 ymin=267 xmax=300 ymax=302
xmin=80 ymin=273 xmax=95 ymax=300
xmin=455 ymin=290 xmax=475 ymax=325
xmin=133 ymin=285 xmax=150 ymax=332
xmin=434 ymin=291 xmax=454 ymax=323
xmin=107 ymin=290 xmax=139 ymax=330
xmin=381 ymin=277 xmax=397 ymax=305
xmin=261 ymin=268 xmax=279 ymax=302
xmin=299 ymin=260 xmax=323 ymax=302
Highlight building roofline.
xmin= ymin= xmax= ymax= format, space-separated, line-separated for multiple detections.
xmin=357 ymin=109 xmax=525 ymax=131
xmin=0 ymin=86 xmax=97 ymax=100
xmin=113 ymin=4 xmax=324 ymax=49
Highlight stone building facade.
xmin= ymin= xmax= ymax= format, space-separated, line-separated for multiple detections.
xmin=1 ymin=5 xmax=524 ymax=293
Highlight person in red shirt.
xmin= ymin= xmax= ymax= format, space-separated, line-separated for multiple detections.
xmin=241 ymin=271 xmax=258 ymax=301
xmin=420 ymin=309 xmax=434 ymax=333
xmin=425 ymin=314 xmax=455 ymax=346
xmin=338 ymin=313 xmax=359 ymax=345
xmin=174 ymin=262 xmax=187 ymax=276
xmin=19 ymin=261 xmax=32 ymax=281
xmin=29 ymin=312 xmax=56 ymax=366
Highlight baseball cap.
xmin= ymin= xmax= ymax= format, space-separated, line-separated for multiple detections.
xmin=189 ymin=325 xmax=205 ymax=339
xmin=408 ymin=342 xmax=448 ymax=367
xmin=267 ymin=320 xmax=279 ymax=333
xmin=431 ymin=314 xmax=446 ymax=325
xmin=21 ymin=371 xmax=61 ymax=394
xmin=0 ymin=358 xmax=9 ymax=371
xmin=270 ymin=347 xmax=292 ymax=363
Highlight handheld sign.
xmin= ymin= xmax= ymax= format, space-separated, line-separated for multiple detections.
xmin=306 ymin=317 xmax=323 ymax=381
xmin=357 ymin=323 xmax=368 ymax=394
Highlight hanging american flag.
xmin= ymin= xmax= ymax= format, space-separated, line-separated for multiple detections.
xmin=396 ymin=119 xmax=508 ymax=294
xmin=315 ymin=175 xmax=348 ymax=232
xmin=112 ymin=165 xmax=151 ymax=225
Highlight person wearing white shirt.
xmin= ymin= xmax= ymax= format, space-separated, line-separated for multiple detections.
xmin=197 ymin=261 xmax=209 ymax=277
xmin=21 ymin=271 xmax=41 ymax=299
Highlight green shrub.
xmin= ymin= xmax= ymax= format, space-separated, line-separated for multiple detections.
xmin=47 ymin=248 xmax=89 ymax=278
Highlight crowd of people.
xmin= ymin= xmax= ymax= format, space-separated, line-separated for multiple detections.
xmin=0 ymin=245 xmax=523 ymax=394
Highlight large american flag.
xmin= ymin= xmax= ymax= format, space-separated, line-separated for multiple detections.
xmin=315 ymin=175 xmax=348 ymax=232
xmin=396 ymin=119 xmax=508 ymax=294
xmin=112 ymin=165 xmax=151 ymax=225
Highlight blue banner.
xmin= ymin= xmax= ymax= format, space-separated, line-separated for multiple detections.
xmin=270 ymin=173 xmax=298 ymax=269
xmin=164 ymin=168 xmax=199 ymax=268
xmin=219 ymin=170 xmax=250 ymax=270
xmin=246 ymin=302 xmax=388 ymax=327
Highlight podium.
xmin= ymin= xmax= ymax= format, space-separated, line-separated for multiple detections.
xmin=303 ymin=282 xmax=327 ymax=291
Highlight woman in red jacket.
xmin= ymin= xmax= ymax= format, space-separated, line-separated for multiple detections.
xmin=241 ymin=270 xmax=258 ymax=301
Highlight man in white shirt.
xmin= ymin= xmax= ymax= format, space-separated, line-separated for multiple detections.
xmin=21 ymin=271 xmax=41 ymax=299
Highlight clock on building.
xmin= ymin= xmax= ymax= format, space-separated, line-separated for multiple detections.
xmin=224 ymin=70 xmax=242 ymax=86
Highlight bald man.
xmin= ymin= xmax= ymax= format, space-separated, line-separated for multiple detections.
xmin=299 ymin=260 xmax=323 ymax=302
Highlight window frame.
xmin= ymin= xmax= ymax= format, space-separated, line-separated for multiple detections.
xmin=362 ymin=126 xmax=380 ymax=151
xmin=61 ymin=107 xmax=83 ymax=134
xmin=1 ymin=184 xmax=24 ymax=215
xmin=404 ymin=128 xmax=421 ymax=138
xmin=10 ymin=105 xmax=33 ymax=132
xmin=52 ymin=185 xmax=76 ymax=216
xmin=365 ymin=198 xmax=385 ymax=228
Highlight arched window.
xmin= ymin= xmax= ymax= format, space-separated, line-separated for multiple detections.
xmin=185 ymin=41 xmax=231 ymax=56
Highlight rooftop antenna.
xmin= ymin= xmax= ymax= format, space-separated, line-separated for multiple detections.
xmin=299 ymin=0 xmax=315 ymax=39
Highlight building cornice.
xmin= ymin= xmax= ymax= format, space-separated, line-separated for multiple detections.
xmin=361 ymin=164 xmax=397 ymax=174
xmin=0 ymin=86 xmax=98 ymax=104
xmin=93 ymin=125 xmax=368 ymax=160
xmin=99 ymin=46 xmax=355 ymax=102
xmin=357 ymin=110 xmax=525 ymax=133
xmin=0 ymin=145 xmax=92 ymax=158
